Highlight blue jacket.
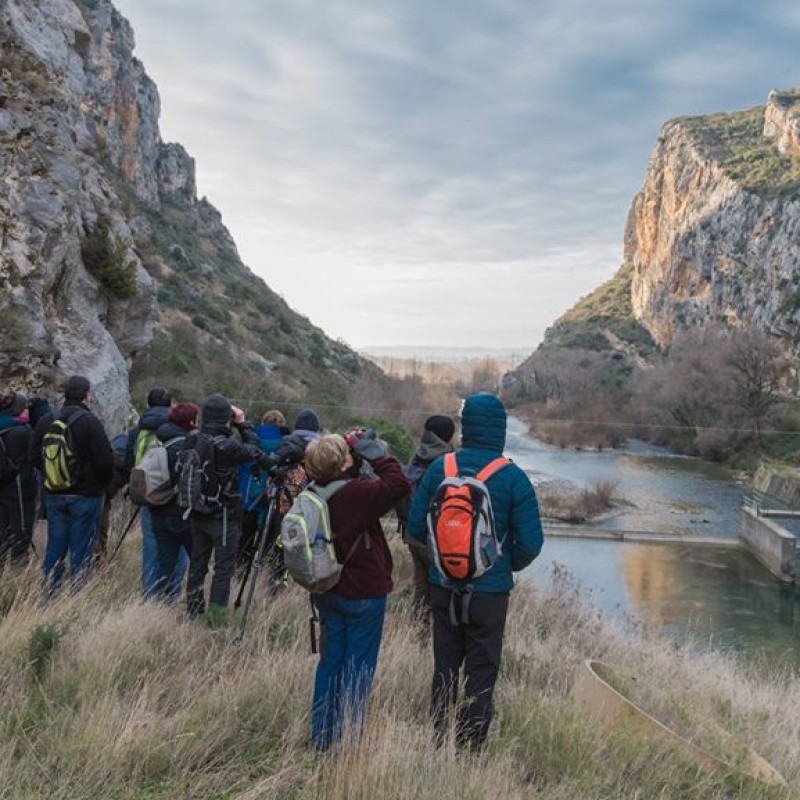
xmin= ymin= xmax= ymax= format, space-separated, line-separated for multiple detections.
xmin=407 ymin=392 xmax=543 ymax=594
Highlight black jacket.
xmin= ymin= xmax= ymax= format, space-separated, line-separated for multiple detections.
xmin=31 ymin=402 xmax=113 ymax=496
xmin=0 ymin=421 xmax=35 ymax=497
xmin=202 ymin=420 xmax=266 ymax=504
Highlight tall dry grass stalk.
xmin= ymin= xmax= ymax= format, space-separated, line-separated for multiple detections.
xmin=1 ymin=514 xmax=798 ymax=799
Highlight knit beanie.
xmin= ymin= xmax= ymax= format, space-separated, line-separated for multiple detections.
xmin=202 ymin=394 xmax=232 ymax=425
xmin=63 ymin=375 xmax=91 ymax=402
xmin=294 ymin=408 xmax=320 ymax=433
xmin=169 ymin=401 xmax=200 ymax=430
xmin=424 ymin=414 xmax=455 ymax=443
xmin=0 ymin=392 xmax=27 ymax=417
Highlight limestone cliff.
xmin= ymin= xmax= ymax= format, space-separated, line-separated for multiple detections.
xmin=627 ymin=89 xmax=800 ymax=351
xmin=0 ymin=0 xmax=368 ymax=431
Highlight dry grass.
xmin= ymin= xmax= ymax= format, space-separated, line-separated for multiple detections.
xmin=537 ymin=479 xmax=618 ymax=523
xmin=0 ymin=512 xmax=798 ymax=799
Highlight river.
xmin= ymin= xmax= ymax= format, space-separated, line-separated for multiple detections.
xmin=505 ymin=417 xmax=800 ymax=668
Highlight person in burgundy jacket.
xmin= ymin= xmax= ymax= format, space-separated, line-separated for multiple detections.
xmin=303 ymin=430 xmax=410 ymax=751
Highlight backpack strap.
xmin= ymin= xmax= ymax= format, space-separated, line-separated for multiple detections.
xmin=61 ymin=407 xmax=89 ymax=427
xmin=444 ymin=453 xmax=510 ymax=483
xmin=475 ymin=457 xmax=511 ymax=483
xmin=308 ymin=479 xmax=348 ymax=502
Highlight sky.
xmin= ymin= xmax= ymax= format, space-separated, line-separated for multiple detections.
xmin=113 ymin=0 xmax=800 ymax=353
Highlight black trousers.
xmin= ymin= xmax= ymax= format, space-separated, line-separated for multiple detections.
xmin=186 ymin=508 xmax=240 ymax=616
xmin=430 ymin=585 xmax=509 ymax=749
xmin=0 ymin=480 xmax=35 ymax=565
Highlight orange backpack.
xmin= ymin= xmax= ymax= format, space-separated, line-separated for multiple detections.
xmin=426 ymin=453 xmax=511 ymax=582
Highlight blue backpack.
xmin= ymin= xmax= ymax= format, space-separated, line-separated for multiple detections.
xmin=240 ymin=424 xmax=284 ymax=512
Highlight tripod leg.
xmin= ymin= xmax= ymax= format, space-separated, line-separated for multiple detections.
xmin=235 ymin=496 xmax=277 ymax=642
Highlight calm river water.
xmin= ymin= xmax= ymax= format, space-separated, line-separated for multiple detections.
xmin=505 ymin=417 xmax=800 ymax=668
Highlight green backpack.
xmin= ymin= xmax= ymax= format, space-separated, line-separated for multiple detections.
xmin=43 ymin=409 xmax=89 ymax=491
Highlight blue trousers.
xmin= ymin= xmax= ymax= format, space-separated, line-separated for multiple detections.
xmin=151 ymin=511 xmax=192 ymax=601
xmin=142 ymin=507 xmax=188 ymax=599
xmin=311 ymin=594 xmax=387 ymax=750
xmin=43 ymin=494 xmax=103 ymax=590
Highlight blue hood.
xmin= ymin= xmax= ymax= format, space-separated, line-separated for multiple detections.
xmin=139 ymin=405 xmax=170 ymax=431
xmin=460 ymin=392 xmax=506 ymax=452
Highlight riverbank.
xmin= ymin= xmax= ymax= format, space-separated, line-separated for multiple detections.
xmin=1 ymin=533 xmax=797 ymax=798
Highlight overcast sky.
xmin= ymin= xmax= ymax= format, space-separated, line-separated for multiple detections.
xmin=113 ymin=0 xmax=800 ymax=353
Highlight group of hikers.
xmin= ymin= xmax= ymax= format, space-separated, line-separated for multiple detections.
xmin=0 ymin=375 xmax=543 ymax=752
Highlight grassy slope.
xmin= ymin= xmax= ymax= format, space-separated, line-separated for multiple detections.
xmin=536 ymin=263 xmax=657 ymax=359
xmin=677 ymin=94 xmax=800 ymax=198
xmin=1 ymin=507 xmax=798 ymax=799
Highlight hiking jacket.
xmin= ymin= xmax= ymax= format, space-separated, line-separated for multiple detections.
xmin=325 ymin=454 xmax=411 ymax=600
xmin=151 ymin=422 xmax=194 ymax=516
xmin=0 ymin=416 xmax=35 ymax=497
xmin=126 ymin=405 xmax=171 ymax=469
xmin=397 ymin=430 xmax=453 ymax=530
xmin=407 ymin=393 xmax=543 ymax=594
xmin=200 ymin=420 xmax=265 ymax=513
xmin=30 ymin=401 xmax=113 ymax=496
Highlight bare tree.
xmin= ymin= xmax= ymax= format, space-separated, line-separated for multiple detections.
xmin=726 ymin=330 xmax=792 ymax=448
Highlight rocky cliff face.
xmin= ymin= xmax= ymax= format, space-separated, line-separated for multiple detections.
xmin=0 ymin=0 xmax=366 ymax=431
xmin=627 ymin=90 xmax=800 ymax=352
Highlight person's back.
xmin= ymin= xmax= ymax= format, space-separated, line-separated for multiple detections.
xmin=398 ymin=415 xmax=456 ymax=620
xmin=127 ymin=387 xmax=177 ymax=599
xmin=37 ymin=376 xmax=113 ymax=591
xmin=184 ymin=394 xmax=268 ymax=618
xmin=407 ymin=392 xmax=543 ymax=749
xmin=150 ymin=402 xmax=199 ymax=600
xmin=304 ymin=430 xmax=411 ymax=751
xmin=0 ymin=392 xmax=36 ymax=565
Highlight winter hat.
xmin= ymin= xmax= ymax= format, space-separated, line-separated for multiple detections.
xmin=63 ymin=375 xmax=91 ymax=402
xmin=202 ymin=394 xmax=232 ymax=425
xmin=169 ymin=401 xmax=200 ymax=430
xmin=424 ymin=414 xmax=455 ymax=443
xmin=0 ymin=392 xmax=27 ymax=417
xmin=294 ymin=408 xmax=320 ymax=433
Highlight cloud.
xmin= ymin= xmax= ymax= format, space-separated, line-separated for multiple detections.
xmin=114 ymin=0 xmax=800 ymax=349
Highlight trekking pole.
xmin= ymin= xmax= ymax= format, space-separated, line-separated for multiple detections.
xmin=234 ymin=482 xmax=282 ymax=644
xmin=108 ymin=506 xmax=140 ymax=563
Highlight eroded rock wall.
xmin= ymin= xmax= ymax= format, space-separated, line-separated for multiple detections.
xmin=627 ymin=92 xmax=800 ymax=354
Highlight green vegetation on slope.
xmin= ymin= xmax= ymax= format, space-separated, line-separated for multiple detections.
xmin=104 ymin=165 xmax=373 ymax=411
xmin=539 ymin=263 xmax=657 ymax=358
xmin=678 ymin=97 xmax=800 ymax=198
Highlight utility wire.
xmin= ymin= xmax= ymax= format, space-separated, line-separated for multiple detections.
xmin=221 ymin=396 xmax=800 ymax=437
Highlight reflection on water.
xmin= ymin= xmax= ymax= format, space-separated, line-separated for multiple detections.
xmin=506 ymin=415 xmax=798 ymax=668
xmin=505 ymin=416 xmax=745 ymax=537
xmin=524 ymin=537 xmax=800 ymax=668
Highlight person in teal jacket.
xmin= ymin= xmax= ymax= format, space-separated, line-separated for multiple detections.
xmin=407 ymin=391 xmax=543 ymax=749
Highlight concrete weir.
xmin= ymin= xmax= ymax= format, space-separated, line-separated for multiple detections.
xmin=739 ymin=506 xmax=798 ymax=583
xmin=545 ymin=514 xmax=799 ymax=584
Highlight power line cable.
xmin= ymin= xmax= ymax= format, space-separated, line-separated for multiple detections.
xmin=219 ymin=396 xmax=800 ymax=437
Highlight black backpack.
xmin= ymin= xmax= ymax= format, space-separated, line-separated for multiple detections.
xmin=0 ymin=429 xmax=20 ymax=486
xmin=175 ymin=433 xmax=227 ymax=515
